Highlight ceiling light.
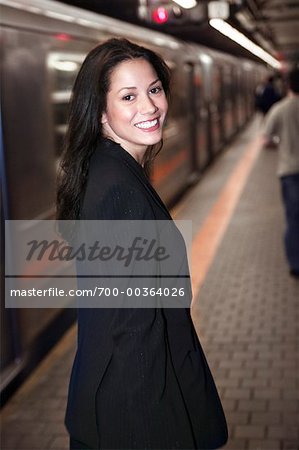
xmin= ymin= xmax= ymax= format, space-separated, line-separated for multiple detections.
xmin=209 ymin=19 xmax=281 ymax=69
xmin=172 ymin=0 xmax=197 ymax=9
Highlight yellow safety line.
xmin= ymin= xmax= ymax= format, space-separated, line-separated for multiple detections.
xmin=191 ymin=137 xmax=263 ymax=299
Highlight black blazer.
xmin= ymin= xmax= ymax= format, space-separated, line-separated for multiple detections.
xmin=65 ymin=138 xmax=228 ymax=449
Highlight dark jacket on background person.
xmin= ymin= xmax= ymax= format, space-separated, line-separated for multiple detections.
xmin=65 ymin=138 xmax=228 ymax=450
xmin=256 ymin=77 xmax=281 ymax=115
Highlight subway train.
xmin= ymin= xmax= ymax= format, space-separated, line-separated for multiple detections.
xmin=0 ymin=0 xmax=266 ymax=400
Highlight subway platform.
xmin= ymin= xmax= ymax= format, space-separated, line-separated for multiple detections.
xmin=1 ymin=116 xmax=299 ymax=450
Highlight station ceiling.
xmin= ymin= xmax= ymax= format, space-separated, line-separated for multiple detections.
xmin=57 ymin=0 xmax=299 ymax=66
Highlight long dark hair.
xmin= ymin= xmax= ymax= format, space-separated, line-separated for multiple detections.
xmin=56 ymin=38 xmax=171 ymax=221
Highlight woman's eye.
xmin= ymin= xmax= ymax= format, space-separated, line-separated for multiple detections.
xmin=150 ymin=86 xmax=162 ymax=94
xmin=122 ymin=94 xmax=134 ymax=101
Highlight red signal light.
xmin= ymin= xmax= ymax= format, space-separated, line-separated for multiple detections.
xmin=55 ymin=33 xmax=71 ymax=41
xmin=152 ymin=7 xmax=169 ymax=24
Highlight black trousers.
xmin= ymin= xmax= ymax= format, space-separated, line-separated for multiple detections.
xmin=70 ymin=437 xmax=92 ymax=449
xmin=281 ymin=174 xmax=299 ymax=272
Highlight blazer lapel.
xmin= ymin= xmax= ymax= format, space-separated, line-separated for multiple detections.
xmin=100 ymin=138 xmax=172 ymax=220
xmin=124 ymin=161 xmax=172 ymax=220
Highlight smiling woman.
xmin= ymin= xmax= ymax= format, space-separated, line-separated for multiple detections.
xmin=101 ymin=58 xmax=168 ymax=163
xmin=56 ymin=38 xmax=228 ymax=450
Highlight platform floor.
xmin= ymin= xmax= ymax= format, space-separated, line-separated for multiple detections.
xmin=1 ymin=116 xmax=298 ymax=450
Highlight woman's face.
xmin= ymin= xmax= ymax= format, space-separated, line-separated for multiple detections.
xmin=101 ymin=58 xmax=168 ymax=163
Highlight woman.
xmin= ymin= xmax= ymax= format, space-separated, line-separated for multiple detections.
xmin=57 ymin=38 xmax=228 ymax=450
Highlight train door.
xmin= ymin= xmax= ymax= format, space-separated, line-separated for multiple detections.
xmin=151 ymin=60 xmax=193 ymax=204
xmin=238 ymin=67 xmax=247 ymax=127
xmin=210 ymin=64 xmax=223 ymax=155
xmin=0 ymin=109 xmax=22 ymax=389
xmin=236 ymin=67 xmax=244 ymax=128
xmin=231 ymin=66 xmax=239 ymax=133
xmin=245 ymin=66 xmax=254 ymax=119
xmin=218 ymin=66 xmax=226 ymax=144
xmin=184 ymin=62 xmax=197 ymax=175
xmin=222 ymin=64 xmax=234 ymax=141
xmin=188 ymin=62 xmax=210 ymax=172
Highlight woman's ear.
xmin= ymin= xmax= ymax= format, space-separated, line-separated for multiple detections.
xmin=101 ymin=112 xmax=108 ymax=124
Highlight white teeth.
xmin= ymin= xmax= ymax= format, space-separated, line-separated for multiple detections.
xmin=135 ymin=119 xmax=158 ymax=129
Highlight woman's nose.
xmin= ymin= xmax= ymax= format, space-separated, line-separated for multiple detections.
xmin=139 ymin=95 xmax=158 ymax=115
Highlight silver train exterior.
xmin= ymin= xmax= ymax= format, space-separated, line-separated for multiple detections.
xmin=0 ymin=0 xmax=265 ymax=399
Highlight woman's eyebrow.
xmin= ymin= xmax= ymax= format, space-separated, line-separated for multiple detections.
xmin=149 ymin=78 xmax=160 ymax=86
xmin=118 ymin=86 xmax=137 ymax=93
xmin=117 ymin=78 xmax=160 ymax=93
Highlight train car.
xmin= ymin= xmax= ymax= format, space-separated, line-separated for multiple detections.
xmin=0 ymin=0 xmax=265 ymax=400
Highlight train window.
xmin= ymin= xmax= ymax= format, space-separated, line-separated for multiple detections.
xmin=167 ymin=64 xmax=185 ymax=119
xmin=211 ymin=66 xmax=222 ymax=104
xmin=47 ymin=52 xmax=85 ymax=158
xmin=194 ymin=64 xmax=203 ymax=105
xmin=222 ymin=65 xmax=232 ymax=104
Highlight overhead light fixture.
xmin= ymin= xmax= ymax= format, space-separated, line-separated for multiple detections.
xmin=172 ymin=0 xmax=197 ymax=9
xmin=208 ymin=1 xmax=229 ymax=20
xmin=209 ymin=19 xmax=281 ymax=69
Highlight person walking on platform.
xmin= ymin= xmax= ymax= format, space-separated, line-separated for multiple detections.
xmin=56 ymin=38 xmax=228 ymax=450
xmin=263 ymin=66 xmax=299 ymax=278
xmin=255 ymin=75 xmax=281 ymax=115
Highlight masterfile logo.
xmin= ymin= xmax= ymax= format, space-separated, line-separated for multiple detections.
xmin=5 ymin=220 xmax=192 ymax=309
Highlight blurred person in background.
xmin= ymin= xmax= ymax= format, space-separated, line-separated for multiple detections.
xmin=255 ymin=74 xmax=281 ymax=115
xmin=263 ymin=66 xmax=299 ymax=278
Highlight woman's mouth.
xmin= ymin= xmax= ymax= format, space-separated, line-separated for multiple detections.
xmin=134 ymin=118 xmax=159 ymax=131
